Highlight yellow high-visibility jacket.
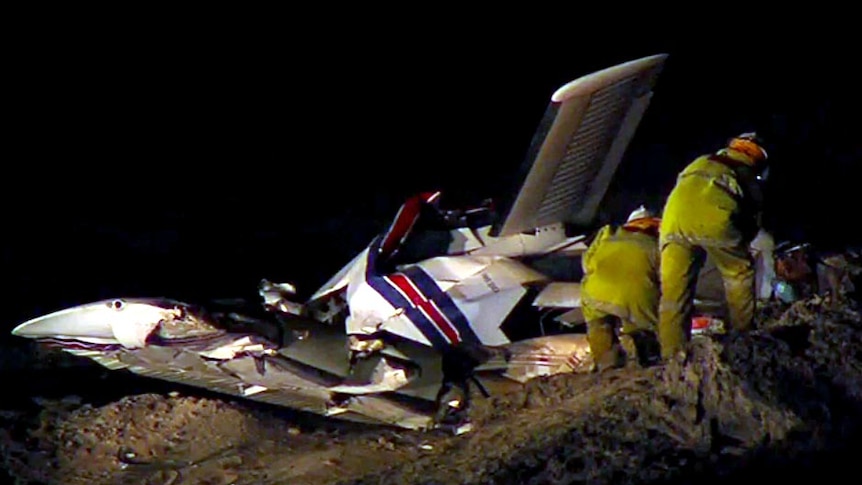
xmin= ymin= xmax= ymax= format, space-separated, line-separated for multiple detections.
xmin=660 ymin=148 xmax=763 ymax=248
xmin=581 ymin=223 xmax=660 ymax=330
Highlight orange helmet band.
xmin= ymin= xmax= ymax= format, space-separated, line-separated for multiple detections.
xmin=623 ymin=217 xmax=661 ymax=234
xmin=728 ymin=138 xmax=767 ymax=164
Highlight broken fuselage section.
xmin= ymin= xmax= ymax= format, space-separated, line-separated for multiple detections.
xmin=11 ymin=296 xmax=591 ymax=430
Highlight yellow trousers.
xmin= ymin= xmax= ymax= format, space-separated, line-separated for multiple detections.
xmin=584 ymin=304 xmax=654 ymax=368
xmin=658 ymin=241 xmax=755 ymax=359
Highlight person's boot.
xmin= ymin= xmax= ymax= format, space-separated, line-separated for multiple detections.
xmin=623 ymin=330 xmax=662 ymax=368
xmin=594 ymin=344 xmax=626 ymax=372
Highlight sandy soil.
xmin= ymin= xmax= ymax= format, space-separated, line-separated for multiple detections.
xmin=3 ymin=294 xmax=862 ymax=484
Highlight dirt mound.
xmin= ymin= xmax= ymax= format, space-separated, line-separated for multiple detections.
xmin=3 ymin=298 xmax=862 ymax=484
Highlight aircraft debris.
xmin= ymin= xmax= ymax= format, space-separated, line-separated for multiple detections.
xmin=12 ymin=53 xmax=673 ymax=431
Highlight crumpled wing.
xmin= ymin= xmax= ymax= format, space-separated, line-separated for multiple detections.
xmin=11 ymin=299 xmax=437 ymax=430
xmin=493 ymin=53 xmax=668 ymax=237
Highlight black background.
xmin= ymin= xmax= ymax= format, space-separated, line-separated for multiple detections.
xmin=4 ymin=15 xmax=859 ymax=333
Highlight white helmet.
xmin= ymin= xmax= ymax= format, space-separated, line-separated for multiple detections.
xmin=626 ymin=205 xmax=654 ymax=223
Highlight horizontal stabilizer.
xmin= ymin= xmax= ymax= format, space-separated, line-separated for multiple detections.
xmin=494 ymin=54 xmax=668 ymax=236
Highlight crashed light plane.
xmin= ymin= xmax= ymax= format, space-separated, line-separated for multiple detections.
xmin=13 ymin=54 xmax=672 ymax=431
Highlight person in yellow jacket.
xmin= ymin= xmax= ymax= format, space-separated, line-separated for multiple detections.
xmin=581 ymin=206 xmax=661 ymax=371
xmin=658 ymin=132 xmax=769 ymax=361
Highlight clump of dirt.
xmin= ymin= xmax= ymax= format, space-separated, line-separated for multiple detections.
xmin=348 ymin=297 xmax=862 ymax=484
xmin=3 ymin=296 xmax=862 ymax=484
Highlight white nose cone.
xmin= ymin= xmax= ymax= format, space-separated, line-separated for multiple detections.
xmin=11 ymin=302 xmax=117 ymax=341
xmin=11 ymin=299 xmax=171 ymax=348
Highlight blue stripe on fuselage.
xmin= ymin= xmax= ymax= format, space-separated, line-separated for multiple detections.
xmin=364 ymin=237 xmax=448 ymax=349
xmin=401 ymin=265 xmax=481 ymax=346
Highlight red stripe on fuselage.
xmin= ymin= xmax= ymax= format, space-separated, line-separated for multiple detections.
xmin=385 ymin=273 xmax=460 ymax=344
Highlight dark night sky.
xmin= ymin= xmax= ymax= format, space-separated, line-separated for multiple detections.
xmin=3 ymin=19 xmax=859 ymax=332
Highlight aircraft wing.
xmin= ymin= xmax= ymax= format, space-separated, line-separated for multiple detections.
xmin=10 ymin=299 xmax=437 ymax=429
xmin=492 ymin=53 xmax=668 ymax=237
xmin=11 ymin=298 xmax=596 ymax=430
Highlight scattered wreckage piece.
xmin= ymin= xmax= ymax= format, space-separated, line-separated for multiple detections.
xmin=773 ymin=243 xmax=862 ymax=305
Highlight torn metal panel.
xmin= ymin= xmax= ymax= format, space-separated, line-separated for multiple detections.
xmin=555 ymin=307 xmax=585 ymax=326
xmin=466 ymin=223 xmax=571 ymax=257
xmin=452 ymin=286 xmax=525 ymax=346
xmin=477 ymin=334 xmax=593 ymax=382
xmin=197 ymin=336 xmax=269 ymax=360
xmin=412 ymin=255 xmax=498 ymax=287
xmin=442 ymin=257 xmax=548 ymax=301
xmin=329 ymin=356 xmax=412 ymax=394
xmin=532 ymin=282 xmax=582 ymax=308
xmin=275 ymin=318 xmax=354 ymax=378
xmin=259 ymin=279 xmax=304 ymax=316
xmin=335 ymin=395 xmax=435 ymax=430
xmin=447 ymin=227 xmax=488 ymax=255
xmin=309 ymin=247 xmax=370 ymax=303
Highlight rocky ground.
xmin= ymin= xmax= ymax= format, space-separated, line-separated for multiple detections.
xmin=3 ymin=293 xmax=862 ymax=484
